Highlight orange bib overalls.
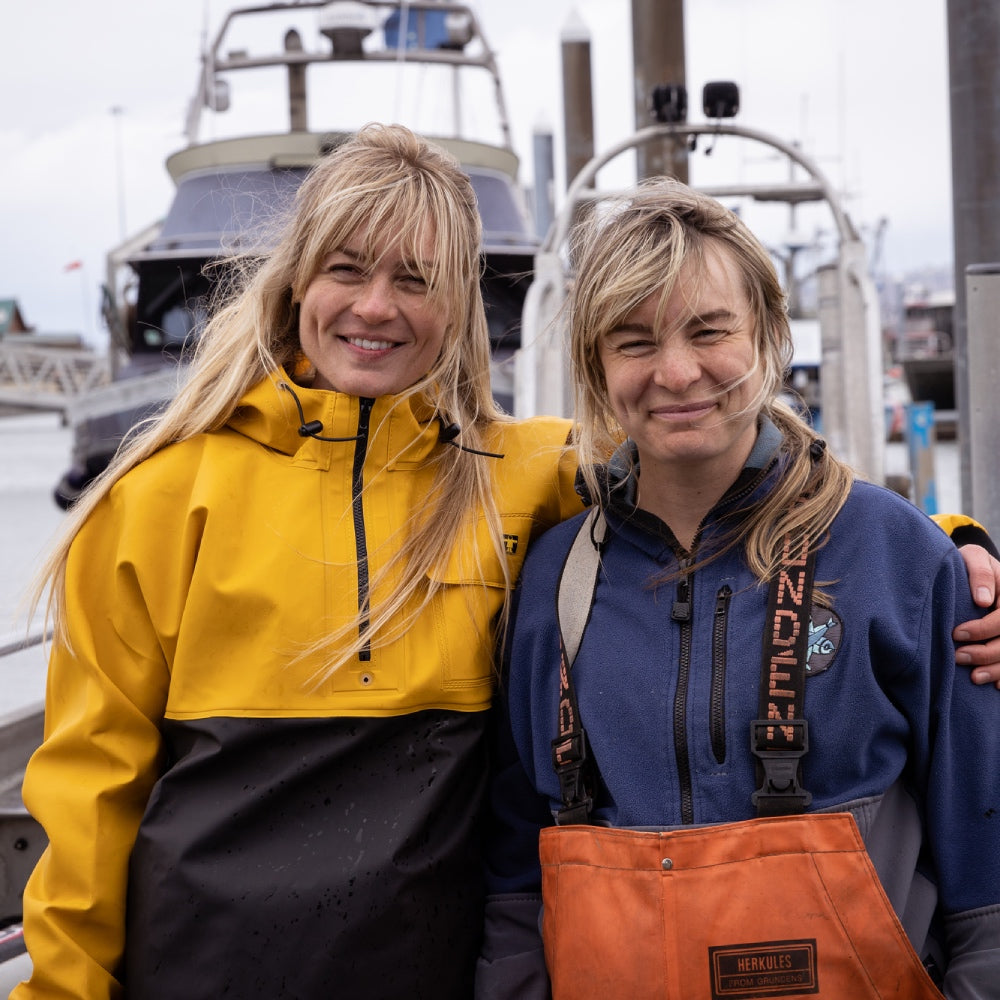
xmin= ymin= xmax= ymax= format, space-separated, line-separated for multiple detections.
xmin=539 ymin=813 xmax=943 ymax=999
xmin=544 ymin=511 xmax=944 ymax=999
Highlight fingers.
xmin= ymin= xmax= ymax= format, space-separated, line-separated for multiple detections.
xmin=957 ymin=544 xmax=999 ymax=608
xmin=954 ymin=544 xmax=1000 ymax=686
xmin=955 ymin=615 xmax=1000 ymax=688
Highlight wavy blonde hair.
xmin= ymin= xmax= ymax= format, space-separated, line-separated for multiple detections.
xmin=570 ymin=178 xmax=853 ymax=582
xmin=35 ymin=123 xmax=512 ymax=670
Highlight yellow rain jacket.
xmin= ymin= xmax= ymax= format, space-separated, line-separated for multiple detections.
xmin=15 ymin=371 xmax=580 ymax=1000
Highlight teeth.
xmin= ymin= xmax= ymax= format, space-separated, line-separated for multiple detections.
xmin=347 ymin=337 xmax=394 ymax=351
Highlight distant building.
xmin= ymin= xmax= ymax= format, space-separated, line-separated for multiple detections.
xmin=0 ymin=298 xmax=84 ymax=349
xmin=0 ymin=299 xmax=33 ymax=338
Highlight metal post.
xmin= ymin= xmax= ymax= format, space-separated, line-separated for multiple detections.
xmin=631 ymin=0 xmax=687 ymax=181
xmin=966 ymin=263 xmax=1000 ymax=533
xmin=561 ymin=10 xmax=595 ymax=192
xmin=839 ymin=237 xmax=886 ymax=483
xmin=816 ymin=244 xmax=884 ymax=484
xmin=531 ymin=126 xmax=556 ymax=241
xmin=285 ymin=30 xmax=307 ymax=131
xmin=817 ymin=263 xmax=848 ymax=459
xmin=516 ymin=249 xmax=571 ymax=417
xmin=947 ymin=0 xmax=1000 ymax=509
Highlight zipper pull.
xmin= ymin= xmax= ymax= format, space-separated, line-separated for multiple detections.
xmin=671 ymin=571 xmax=691 ymax=622
xmin=715 ymin=586 xmax=732 ymax=616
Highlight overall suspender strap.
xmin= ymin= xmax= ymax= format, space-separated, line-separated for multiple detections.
xmin=552 ymin=508 xmax=606 ymax=825
xmin=553 ymin=512 xmax=819 ymax=822
xmin=751 ymin=531 xmax=817 ymax=816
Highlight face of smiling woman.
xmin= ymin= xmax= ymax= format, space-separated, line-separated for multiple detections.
xmin=297 ymin=226 xmax=448 ymax=398
xmin=598 ymin=243 xmax=764 ymax=496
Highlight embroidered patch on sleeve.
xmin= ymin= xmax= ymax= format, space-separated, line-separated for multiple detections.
xmin=805 ymin=607 xmax=842 ymax=677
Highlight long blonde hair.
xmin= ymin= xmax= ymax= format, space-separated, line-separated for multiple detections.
xmin=570 ymin=178 xmax=853 ymax=581
xmin=35 ymin=123 xmax=512 ymax=667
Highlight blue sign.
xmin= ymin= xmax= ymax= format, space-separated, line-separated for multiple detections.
xmin=384 ymin=9 xmax=450 ymax=49
xmin=905 ymin=401 xmax=937 ymax=515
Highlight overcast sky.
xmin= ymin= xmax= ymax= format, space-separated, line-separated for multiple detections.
xmin=0 ymin=0 xmax=954 ymax=343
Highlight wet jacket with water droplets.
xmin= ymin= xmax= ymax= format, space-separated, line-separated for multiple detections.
xmin=15 ymin=370 xmax=581 ymax=1000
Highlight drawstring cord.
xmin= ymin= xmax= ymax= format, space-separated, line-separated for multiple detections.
xmin=279 ymin=381 xmax=364 ymax=442
xmin=277 ymin=380 xmax=505 ymax=457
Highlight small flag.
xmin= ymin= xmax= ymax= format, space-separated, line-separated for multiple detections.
xmin=64 ymin=260 xmax=83 ymax=272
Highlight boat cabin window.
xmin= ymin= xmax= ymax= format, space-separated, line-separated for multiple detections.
xmin=130 ymin=259 xmax=213 ymax=356
xmin=152 ymin=167 xmax=307 ymax=253
xmin=467 ymin=168 xmax=536 ymax=248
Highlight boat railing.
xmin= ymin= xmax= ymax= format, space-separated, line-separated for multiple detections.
xmin=185 ymin=0 xmax=513 ymax=149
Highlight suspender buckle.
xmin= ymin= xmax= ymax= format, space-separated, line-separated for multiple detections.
xmin=552 ymin=729 xmax=593 ymax=825
xmin=750 ymin=719 xmax=812 ymax=815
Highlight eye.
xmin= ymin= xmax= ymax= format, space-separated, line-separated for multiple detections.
xmin=322 ymin=258 xmax=364 ymax=283
xmin=606 ymin=331 xmax=656 ymax=356
xmin=396 ymin=271 xmax=430 ymax=294
xmin=691 ymin=326 xmax=729 ymax=344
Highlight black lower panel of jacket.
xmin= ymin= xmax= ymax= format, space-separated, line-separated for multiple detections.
xmin=124 ymin=709 xmax=488 ymax=999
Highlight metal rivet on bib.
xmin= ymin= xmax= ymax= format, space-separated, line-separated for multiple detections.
xmin=661 ymin=858 xmax=673 ymax=870
xmin=360 ymin=673 xmax=374 ymax=686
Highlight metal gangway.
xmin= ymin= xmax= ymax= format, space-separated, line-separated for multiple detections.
xmin=0 ymin=343 xmax=110 ymax=412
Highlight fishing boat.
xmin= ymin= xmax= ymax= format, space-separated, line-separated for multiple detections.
xmin=52 ymin=0 xmax=539 ymax=508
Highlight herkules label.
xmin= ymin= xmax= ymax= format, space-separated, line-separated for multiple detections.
xmin=708 ymin=939 xmax=818 ymax=998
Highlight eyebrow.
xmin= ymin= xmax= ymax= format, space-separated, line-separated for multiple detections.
xmin=609 ymin=307 xmax=738 ymax=337
xmin=683 ymin=308 xmax=738 ymax=328
xmin=330 ymin=246 xmax=432 ymax=274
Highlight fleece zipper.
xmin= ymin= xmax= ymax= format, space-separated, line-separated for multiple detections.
xmin=671 ymin=562 xmax=695 ymax=825
xmin=352 ymin=397 xmax=374 ymax=661
xmin=710 ymin=585 xmax=733 ymax=764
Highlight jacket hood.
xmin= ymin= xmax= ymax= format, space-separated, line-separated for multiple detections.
xmin=226 ymin=369 xmax=443 ymax=467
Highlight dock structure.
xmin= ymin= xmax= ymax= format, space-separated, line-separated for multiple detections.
xmin=0 ymin=343 xmax=110 ymax=412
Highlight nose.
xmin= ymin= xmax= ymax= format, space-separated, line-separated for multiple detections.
xmin=352 ymin=273 xmax=398 ymax=324
xmin=651 ymin=342 xmax=701 ymax=392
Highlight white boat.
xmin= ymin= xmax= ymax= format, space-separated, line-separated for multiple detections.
xmin=53 ymin=0 xmax=539 ymax=508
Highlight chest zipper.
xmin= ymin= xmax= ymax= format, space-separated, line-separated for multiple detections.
xmin=351 ymin=398 xmax=374 ymax=661
xmin=710 ymin=585 xmax=733 ymax=764
xmin=671 ymin=561 xmax=695 ymax=824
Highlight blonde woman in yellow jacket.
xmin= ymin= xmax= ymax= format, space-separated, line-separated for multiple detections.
xmin=12 ymin=124 xmax=1000 ymax=1000
xmin=14 ymin=124 xmax=580 ymax=1000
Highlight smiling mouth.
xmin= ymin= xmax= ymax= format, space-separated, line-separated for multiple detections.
xmin=654 ymin=401 xmax=715 ymax=418
xmin=344 ymin=336 xmax=397 ymax=351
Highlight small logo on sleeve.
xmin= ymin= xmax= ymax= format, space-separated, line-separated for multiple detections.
xmin=503 ymin=533 xmax=519 ymax=555
xmin=709 ymin=939 xmax=819 ymax=998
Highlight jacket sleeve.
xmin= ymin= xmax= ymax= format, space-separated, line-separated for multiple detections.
xmin=13 ymin=496 xmax=170 ymax=1000
xmin=931 ymin=512 xmax=999 ymax=558
xmin=476 ymin=589 xmax=554 ymax=1000
xmin=914 ymin=547 xmax=1000 ymax=995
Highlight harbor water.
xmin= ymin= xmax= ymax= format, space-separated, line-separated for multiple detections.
xmin=1 ymin=412 xmax=70 ymax=717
